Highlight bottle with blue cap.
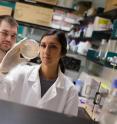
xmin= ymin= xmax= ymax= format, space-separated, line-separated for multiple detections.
xmin=99 ymin=79 xmax=117 ymax=124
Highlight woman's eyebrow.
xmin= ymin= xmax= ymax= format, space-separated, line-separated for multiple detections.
xmin=49 ymin=43 xmax=58 ymax=45
xmin=41 ymin=41 xmax=58 ymax=45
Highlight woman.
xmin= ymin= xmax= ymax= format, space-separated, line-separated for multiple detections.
xmin=4 ymin=30 xmax=79 ymax=116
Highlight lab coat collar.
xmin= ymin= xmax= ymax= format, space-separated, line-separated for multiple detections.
xmin=28 ymin=64 xmax=65 ymax=89
xmin=55 ymin=68 xmax=65 ymax=89
xmin=39 ymin=69 xmax=65 ymax=103
xmin=27 ymin=64 xmax=65 ymax=104
xmin=27 ymin=65 xmax=41 ymax=98
xmin=28 ymin=65 xmax=40 ymax=82
xmin=39 ymin=67 xmax=66 ymax=106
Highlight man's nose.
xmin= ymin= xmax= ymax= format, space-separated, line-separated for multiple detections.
xmin=6 ymin=35 xmax=12 ymax=41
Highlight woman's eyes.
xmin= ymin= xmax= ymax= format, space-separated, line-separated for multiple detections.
xmin=49 ymin=45 xmax=57 ymax=49
xmin=40 ymin=44 xmax=57 ymax=49
xmin=40 ymin=44 xmax=46 ymax=48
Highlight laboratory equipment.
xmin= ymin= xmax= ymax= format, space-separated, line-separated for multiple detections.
xmin=99 ymin=79 xmax=117 ymax=124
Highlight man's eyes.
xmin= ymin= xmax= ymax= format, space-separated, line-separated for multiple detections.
xmin=0 ymin=31 xmax=17 ymax=39
xmin=1 ymin=32 xmax=8 ymax=36
xmin=11 ymin=34 xmax=17 ymax=39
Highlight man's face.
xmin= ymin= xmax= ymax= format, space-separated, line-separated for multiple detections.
xmin=0 ymin=20 xmax=17 ymax=52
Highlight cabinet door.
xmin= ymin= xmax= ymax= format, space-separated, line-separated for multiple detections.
xmin=112 ymin=0 xmax=117 ymax=6
xmin=14 ymin=2 xmax=53 ymax=26
xmin=34 ymin=0 xmax=58 ymax=5
xmin=0 ymin=6 xmax=12 ymax=15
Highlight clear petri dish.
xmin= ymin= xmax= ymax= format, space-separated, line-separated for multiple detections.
xmin=20 ymin=39 xmax=39 ymax=60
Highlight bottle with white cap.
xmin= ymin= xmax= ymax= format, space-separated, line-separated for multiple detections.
xmin=99 ymin=79 xmax=117 ymax=124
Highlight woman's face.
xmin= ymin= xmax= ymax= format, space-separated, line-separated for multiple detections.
xmin=39 ymin=35 xmax=62 ymax=67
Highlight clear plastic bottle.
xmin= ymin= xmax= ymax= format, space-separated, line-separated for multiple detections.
xmin=97 ymin=39 xmax=107 ymax=59
xmin=99 ymin=79 xmax=117 ymax=124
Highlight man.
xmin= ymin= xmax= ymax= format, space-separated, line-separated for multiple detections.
xmin=0 ymin=16 xmax=38 ymax=73
xmin=0 ymin=15 xmax=18 ymax=63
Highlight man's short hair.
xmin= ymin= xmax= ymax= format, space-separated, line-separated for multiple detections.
xmin=0 ymin=15 xmax=18 ymax=28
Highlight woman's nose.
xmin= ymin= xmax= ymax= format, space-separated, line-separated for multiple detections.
xmin=45 ymin=46 xmax=50 ymax=54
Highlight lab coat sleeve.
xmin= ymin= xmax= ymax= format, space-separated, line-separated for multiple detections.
xmin=64 ymin=87 xmax=79 ymax=116
xmin=4 ymin=64 xmax=36 ymax=102
xmin=0 ymin=74 xmax=9 ymax=100
xmin=0 ymin=74 xmax=16 ymax=101
xmin=1 ymin=64 xmax=26 ymax=101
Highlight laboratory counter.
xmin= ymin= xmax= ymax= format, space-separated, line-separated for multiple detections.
xmin=0 ymin=100 xmax=98 ymax=124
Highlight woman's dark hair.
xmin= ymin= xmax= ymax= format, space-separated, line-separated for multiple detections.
xmin=40 ymin=29 xmax=67 ymax=73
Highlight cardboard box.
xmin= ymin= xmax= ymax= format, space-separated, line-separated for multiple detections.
xmin=34 ymin=0 xmax=58 ymax=5
xmin=0 ymin=6 xmax=12 ymax=15
xmin=105 ymin=0 xmax=117 ymax=12
xmin=14 ymin=2 xmax=53 ymax=26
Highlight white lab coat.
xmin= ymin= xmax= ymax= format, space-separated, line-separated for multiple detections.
xmin=0 ymin=50 xmax=6 ymax=63
xmin=3 ymin=64 xmax=79 ymax=116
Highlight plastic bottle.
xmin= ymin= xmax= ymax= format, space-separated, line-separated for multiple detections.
xmin=99 ymin=79 xmax=117 ymax=124
xmin=97 ymin=39 xmax=107 ymax=59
